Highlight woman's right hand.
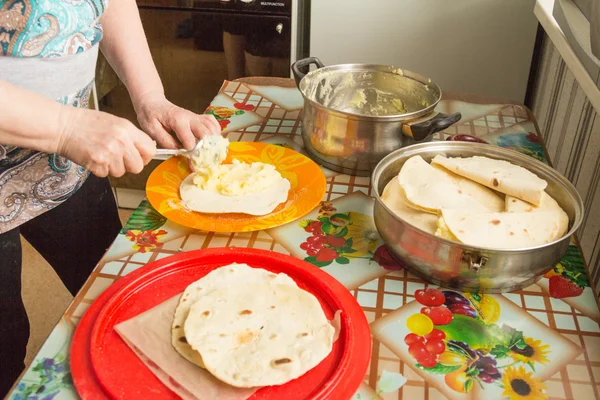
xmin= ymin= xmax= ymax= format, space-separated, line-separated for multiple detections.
xmin=57 ymin=107 xmax=157 ymax=178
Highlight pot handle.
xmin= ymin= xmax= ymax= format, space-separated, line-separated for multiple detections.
xmin=446 ymin=134 xmax=489 ymax=144
xmin=291 ymin=57 xmax=326 ymax=87
xmin=402 ymin=112 xmax=462 ymax=142
xmin=461 ymin=252 xmax=489 ymax=274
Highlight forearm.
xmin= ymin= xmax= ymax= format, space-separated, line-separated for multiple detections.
xmin=100 ymin=0 xmax=163 ymax=110
xmin=0 ymin=80 xmax=70 ymax=153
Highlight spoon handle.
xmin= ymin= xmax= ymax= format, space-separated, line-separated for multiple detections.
xmin=156 ymin=148 xmax=186 ymax=156
xmin=153 ymin=148 xmax=187 ymax=161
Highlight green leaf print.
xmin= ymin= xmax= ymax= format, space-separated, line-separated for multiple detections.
xmin=554 ymin=245 xmax=589 ymax=288
xmin=439 ymin=317 xmax=514 ymax=351
xmin=490 ymin=344 xmax=511 ymax=359
xmin=304 ymin=256 xmax=332 ymax=268
xmin=416 ymin=363 xmax=461 ymax=374
xmin=298 ymin=220 xmax=311 ymax=229
xmin=120 ymin=200 xmax=167 ymax=234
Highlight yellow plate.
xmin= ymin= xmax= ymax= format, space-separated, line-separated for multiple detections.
xmin=146 ymin=142 xmax=327 ymax=232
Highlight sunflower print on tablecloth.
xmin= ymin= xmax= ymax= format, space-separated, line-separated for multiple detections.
xmin=501 ymin=365 xmax=547 ymax=400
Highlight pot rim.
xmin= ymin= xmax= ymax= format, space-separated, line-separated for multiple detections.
xmin=297 ymin=63 xmax=442 ymax=121
xmin=371 ymin=141 xmax=585 ymax=254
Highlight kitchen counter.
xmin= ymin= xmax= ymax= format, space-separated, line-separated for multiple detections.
xmin=7 ymin=79 xmax=600 ymax=400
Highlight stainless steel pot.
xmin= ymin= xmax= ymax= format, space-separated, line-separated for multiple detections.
xmin=372 ymin=142 xmax=585 ymax=293
xmin=292 ymin=57 xmax=461 ymax=176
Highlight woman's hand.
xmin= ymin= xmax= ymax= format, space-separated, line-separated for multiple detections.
xmin=57 ymin=107 xmax=157 ymax=178
xmin=134 ymin=91 xmax=221 ymax=150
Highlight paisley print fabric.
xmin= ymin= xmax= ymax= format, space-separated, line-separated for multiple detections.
xmin=0 ymin=81 xmax=93 ymax=233
xmin=0 ymin=0 xmax=106 ymax=57
xmin=0 ymin=0 xmax=108 ymax=233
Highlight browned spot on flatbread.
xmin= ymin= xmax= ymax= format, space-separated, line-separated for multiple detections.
xmin=239 ymin=309 xmax=252 ymax=316
xmin=272 ymin=358 xmax=292 ymax=366
xmin=219 ymin=333 xmax=227 ymax=337
xmin=202 ymin=310 xmax=211 ymax=317
xmin=459 ymin=230 xmax=465 ymax=234
xmin=490 ymin=220 xmax=501 ymax=225
xmin=509 ymin=232 xmax=515 ymax=236
xmin=178 ymin=336 xmax=188 ymax=344
xmin=174 ymin=325 xmax=181 ymax=329
xmin=511 ymin=199 xmax=517 ymax=203
xmin=460 ymin=217 xmax=466 ymax=221
xmin=268 ymin=273 xmax=277 ymax=278
xmin=182 ymin=298 xmax=187 ymax=302
xmin=269 ymin=306 xmax=276 ymax=310
xmin=492 ymin=178 xmax=499 ymax=187
xmin=524 ymin=229 xmax=528 ymax=233
xmin=237 ymin=329 xmax=256 ymax=345
xmin=269 ymin=334 xmax=277 ymax=340
xmin=196 ymin=287 xmax=203 ymax=291
xmin=298 ymin=332 xmax=309 ymax=338
xmin=458 ymin=189 xmax=463 ymax=194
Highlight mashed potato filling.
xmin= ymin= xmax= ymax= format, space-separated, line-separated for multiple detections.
xmin=190 ymin=135 xmax=229 ymax=172
xmin=434 ymin=215 xmax=459 ymax=242
xmin=181 ymin=137 xmax=290 ymax=216
xmin=192 ymin=160 xmax=285 ymax=197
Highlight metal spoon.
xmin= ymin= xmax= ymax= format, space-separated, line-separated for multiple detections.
xmin=154 ymin=139 xmax=206 ymax=161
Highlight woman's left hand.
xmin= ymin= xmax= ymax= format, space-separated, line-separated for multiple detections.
xmin=134 ymin=92 xmax=221 ymax=150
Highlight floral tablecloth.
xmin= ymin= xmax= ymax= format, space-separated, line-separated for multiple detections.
xmin=8 ymin=80 xmax=600 ymax=400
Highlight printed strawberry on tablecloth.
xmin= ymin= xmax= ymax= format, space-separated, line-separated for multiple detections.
xmin=536 ymin=244 xmax=600 ymax=321
xmin=267 ymin=192 xmax=401 ymax=290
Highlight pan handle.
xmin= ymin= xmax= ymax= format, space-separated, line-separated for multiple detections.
xmin=402 ymin=112 xmax=462 ymax=142
xmin=291 ymin=57 xmax=325 ymax=87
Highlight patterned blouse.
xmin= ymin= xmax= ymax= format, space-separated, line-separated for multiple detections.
xmin=0 ymin=0 xmax=107 ymax=234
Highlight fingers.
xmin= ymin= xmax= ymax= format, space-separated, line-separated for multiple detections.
xmin=172 ymin=117 xmax=196 ymax=150
xmin=144 ymin=120 xmax=179 ymax=150
xmin=105 ymin=122 xmax=154 ymax=178
xmin=202 ymin=114 xmax=221 ymax=136
xmin=122 ymin=142 xmax=145 ymax=175
xmin=108 ymin=155 xmax=126 ymax=178
xmin=88 ymin=163 xmax=109 ymax=178
xmin=130 ymin=127 xmax=157 ymax=165
xmin=167 ymin=111 xmax=222 ymax=150
xmin=190 ymin=115 xmax=221 ymax=141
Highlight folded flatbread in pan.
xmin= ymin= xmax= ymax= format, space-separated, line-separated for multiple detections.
xmin=431 ymin=163 xmax=504 ymax=212
xmin=505 ymin=192 xmax=569 ymax=239
xmin=397 ymin=156 xmax=493 ymax=214
xmin=432 ymin=155 xmax=547 ymax=206
xmin=381 ymin=177 xmax=438 ymax=234
xmin=435 ymin=209 xmax=564 ymax=249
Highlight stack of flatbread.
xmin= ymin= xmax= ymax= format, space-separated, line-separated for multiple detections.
xmin=115 ymin=264 xmax=337 ymax=399
xmin=381 ymin=155 xmax=569 ymax=249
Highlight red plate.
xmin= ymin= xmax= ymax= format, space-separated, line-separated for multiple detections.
xmin=73 ymin=248 xmax=371 ymax=400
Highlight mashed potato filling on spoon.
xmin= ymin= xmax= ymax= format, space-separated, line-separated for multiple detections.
xmin=180 ymin=136 xmax=290 ymax=216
